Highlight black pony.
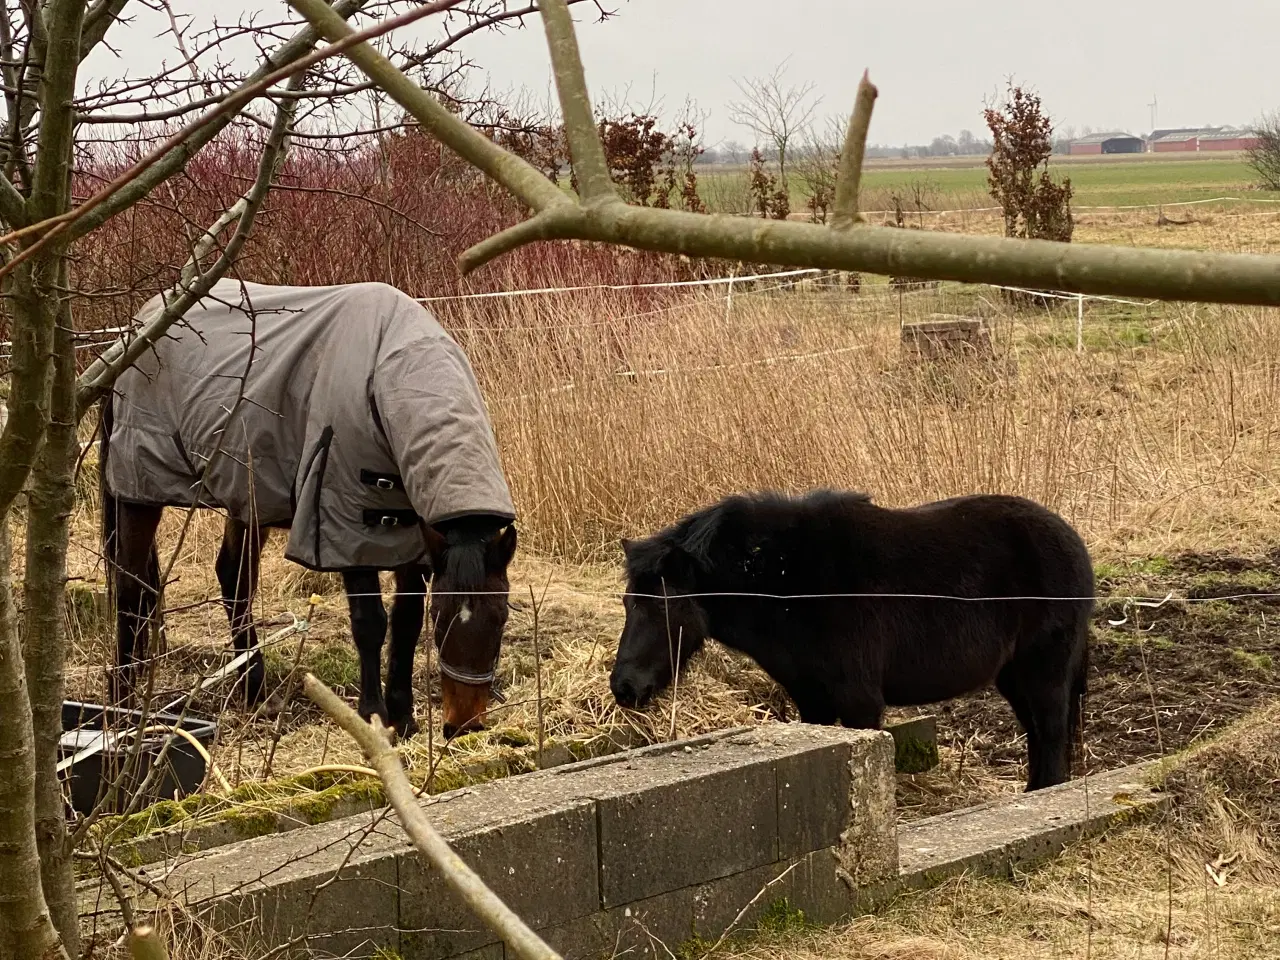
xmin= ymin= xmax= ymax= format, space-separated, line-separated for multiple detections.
xmin=610 ymin=490 xmax=1093 ymax=791
xmin=99 ymin=394 xmax=516 ymax=739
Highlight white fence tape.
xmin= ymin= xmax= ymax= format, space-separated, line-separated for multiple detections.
xmin=412 ymin=267 xmax=825 ymax=303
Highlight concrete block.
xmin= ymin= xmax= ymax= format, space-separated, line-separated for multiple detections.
xmin=888 ymin=715 xmax=939 ymax=774
xmin=399 ymin=798 xmax=598 ymax=960
xmin=898 ymin=762 xmax=1167 ymax=887
xmin=837 ymin=729 xmax=899 ymax=889
xmin=185 ymin=821 xmax=404 ymax=960
xmin=537 ymin=909 xmax=623 ymax=960
xmin=595 ymin=753 xmax=778 ymax=906
xmin=791 ymin=847 xmax=853 ymax=926
xmin=688 ymin=857 xmax=800 ymax=938
xmin=145 ymin=723 xmax=901 ymax=960
xmin=776 ymin=744 xmax=851 ymax=858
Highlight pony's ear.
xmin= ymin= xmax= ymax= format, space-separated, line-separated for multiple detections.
xmin=424 ymin=523 xmax=447 ymax=571
xmin=487 ymin=524 xmax=518 ymax=570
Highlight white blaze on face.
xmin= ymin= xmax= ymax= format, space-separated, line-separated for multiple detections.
xmin=458 ymin=603 xmax=472 ymax=624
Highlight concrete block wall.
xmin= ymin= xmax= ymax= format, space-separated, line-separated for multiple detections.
xmin=901 ymin=315 xmax=993 ymax=360
xmin=153 ymin=724 xmax=897 ymax=960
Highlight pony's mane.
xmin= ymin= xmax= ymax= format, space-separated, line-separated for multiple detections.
xmin=626 ymin=489 xmax=874 ymax=581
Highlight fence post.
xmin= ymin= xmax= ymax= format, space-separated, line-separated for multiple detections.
xmin=724 ymin=267 xmax=736 ymax=324
xmin=1076 ymin=293 xmax=1084 ymax=353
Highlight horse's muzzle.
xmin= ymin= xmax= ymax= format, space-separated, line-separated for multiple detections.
xmin=440 ymin=674 xmax=489 ymax=739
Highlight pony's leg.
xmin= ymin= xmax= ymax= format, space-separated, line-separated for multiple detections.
xmin=215 ymin=519 xmax=267 ymax=705
xmin=996 ymin=663 xmax=1043 ymax=791
xmin=110 ymin=502 xmax=164 ymax=705
xmin=1025 ymin=672 xmax=1073 ymax=790
xmin=385 ymin=564 xmax=430 ymax=738
xmin=1002 ymin=626 xmax=1078 ymax=791
xmin=786 ymin=681 xmax=840 ymax=725
xmin=342 ymin=569 xmax=390 ymax=727
xmin=832 ymin=687 xmax=885 ymax=730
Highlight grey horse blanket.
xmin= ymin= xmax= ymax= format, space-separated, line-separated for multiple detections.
xmin=105 ymin=279 xmax=515 ymax=570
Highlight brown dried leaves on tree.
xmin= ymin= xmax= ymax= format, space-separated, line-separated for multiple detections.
xmin=983 ymin=85 xmax=1074 ymax=245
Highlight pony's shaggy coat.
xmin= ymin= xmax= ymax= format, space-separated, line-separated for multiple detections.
xmin=611 ymin=490 xmax=1094 ymax=790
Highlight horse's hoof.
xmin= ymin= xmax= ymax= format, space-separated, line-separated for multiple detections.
xmin=394 ymin=715 xmax=420 ymax=740
xmin=255 ymin=692 xmax=287 ymax=721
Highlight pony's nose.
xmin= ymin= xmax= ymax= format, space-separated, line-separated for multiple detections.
xmin=611 ymin=673 xmax=650 ymax=709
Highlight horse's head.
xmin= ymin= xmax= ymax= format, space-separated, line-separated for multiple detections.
xmin=425 ymin=516 xmax=518 ymax=738
xmin=610 ymin=532 xmax=710 ymax=710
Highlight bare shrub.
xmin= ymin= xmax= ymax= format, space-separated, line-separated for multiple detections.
xmin=1245 ymin=111 xmax=1280 ymax=191
xmin=727 ymin=59 xmax=821 ymax=188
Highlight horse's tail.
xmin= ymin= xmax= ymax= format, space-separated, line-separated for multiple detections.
xmin=99 ymin=392 xmax=118 ymax=609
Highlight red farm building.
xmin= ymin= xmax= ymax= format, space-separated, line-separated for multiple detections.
xmin=1146 ymin=127 xmax=1259 ymax=153
xmin=1198 ymin=131 xmax=1261 ymax=151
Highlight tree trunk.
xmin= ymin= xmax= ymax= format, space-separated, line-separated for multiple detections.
xmin=19 ymin=259 xmax=80 ymax=959
xmin=0 ymin=480 xmax=70 ymax=960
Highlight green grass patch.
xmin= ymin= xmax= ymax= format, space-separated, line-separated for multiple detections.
xmin=858 ymin=158 xmax=1252 ymax=207
xmin=699 ymin=155 xmax=1255 ymax=212
xmin=1230 ymin=648 xmax=1274 ymax=674
xmin=1094 ymin=556 xmax=1173 ymax=583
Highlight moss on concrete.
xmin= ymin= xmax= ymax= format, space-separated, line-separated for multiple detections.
xmin=894 ymin=732 xmax=940 ymax=774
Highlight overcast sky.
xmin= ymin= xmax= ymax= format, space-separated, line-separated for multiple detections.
xmin=90 ymin=1 xmax=1280 ymax=146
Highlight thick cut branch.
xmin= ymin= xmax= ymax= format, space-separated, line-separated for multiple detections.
xmin=303 ymin=674 xmax=564 ymax=960
xmin=536 ymin=0 xmax=615 ymax=203
xmin=829 ymin=70 xmax=877 ymax=230
xmin=76 ymin=71 xmax=302 ymax=414
xmin=289 ymin=0 xmax=570 ymax=213
xmin=296 ymin=0 xmax=1280 ymax=305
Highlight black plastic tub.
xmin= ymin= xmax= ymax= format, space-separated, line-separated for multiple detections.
xmin=58 ymin=701 xmax=219 ymax=816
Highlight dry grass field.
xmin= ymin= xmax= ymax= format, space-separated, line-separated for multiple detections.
xmin=20 ymin=186 xmax=1280 ymax=957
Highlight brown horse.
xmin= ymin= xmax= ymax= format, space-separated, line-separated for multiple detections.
xmin=99 ymin=279 xmax=518 ymax=737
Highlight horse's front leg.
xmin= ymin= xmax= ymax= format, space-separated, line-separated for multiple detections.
xmin=109 ymin=502 xmax=164 ymax=706
xmin=342 ymin=569 xmax=389 ymax=727
xmin=386 ymin=564 xmax=430 ymax=738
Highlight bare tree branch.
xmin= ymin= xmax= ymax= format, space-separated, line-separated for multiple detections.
xmin=76 ymin=70 xmax=303 ymax=413
xmin=63 ymin=0 xmax=370 ymax=241
xmin=288 ymin=0 xmax=1280 ymax=306
xmin=0 ymin=165 xmax=26 ymax=226
xmin=80 ymin=0 xmax=130 ymax=62
xmin=291 ymin=0 xmax=569 ymax=213
xmin=303 ymin=674 xmax=564 ymax=960
xmin=0 ymin=0 xmax=468 ymax=290
xmin=727 ymin=59 xmax=821 ymax=186
xmin=538 ymin=0 xmax=614 ymax=203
